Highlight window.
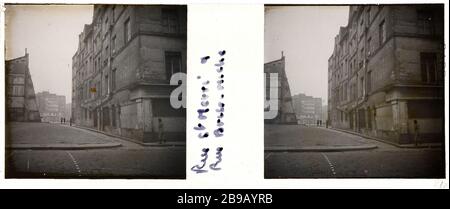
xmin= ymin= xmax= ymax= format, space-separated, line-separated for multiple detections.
xmin=112 ymin=6 xmax=116 ymax=21
xmin=112 ymin=35 xmax=116 ymax=53
xmin=359 ymin=48 xmax=364 ymax=68
xmin=12 ymin=85 xmax=24 ymax=96
xmin=344 ymin=83 xmax=348 ymax=101
xmin=265 ymin=73 xmax=270 ymax=100
xmin=350 ymin=62 xmax=353 ymax=74
xmin=379 ymin=20 xmax=386 ymax=45
xmin=420 ymin=53 xmax=437 ymax=83
xmin=112 ymin=68 xmax=116 ymax=91
xmin=124 ymin=18 xmax=131 ymax=43
xmin=104 ymin=74 xmax=109 ymax=94
xmin=360 ymin=76 xmax=365 ymax=97
xmin=165 ymin=52 xmax=182 ymax=80
xmin=417 ymin=10 xmax=434 ymax=35
xmin=152 ymin=99 xmax=186 ymax=117
xmin=162 ymin=9 xmax=179 ymax=34
xmin=358 ymin=109 xmax=366 ymax=128
xmin=104 ymin=17 xmax=109 ymax=32
xmin=408 ymin=100 xmax=443 ymax=118
xmin=11 ymin=76 xmax=25 ymax=84
xmin=103 ymin=107 xmax=110 ymax=126
xmin=367 ymin=71 xmax=372 ymax=93
xmin=111 ymin=105 xmax=116 ymax=127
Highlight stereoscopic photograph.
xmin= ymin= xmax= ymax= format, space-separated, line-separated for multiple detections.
xmin=5 ymin=4 xmax=187 ymax=178
xmin=264 ymin=5 xmax=445 ymax=178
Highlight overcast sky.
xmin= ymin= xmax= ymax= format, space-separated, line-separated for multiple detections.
xmin=265 ymin=6 xmax=349 ymax=104
xmin=5 ymin=5 xmax=93 ymax=102
xmin=5 ymin=5 xmax=348 ymax=105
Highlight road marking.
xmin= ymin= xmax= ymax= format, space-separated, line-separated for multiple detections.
xmin=321 ymin=153 xmax=336 ymax=176
xmin=265 ymin=153 xmax=272 ymax=160
xmin=66 ymin=151 xmax=82 ymax=176
xmin=27 ymin=158 xmax=30 ymax=171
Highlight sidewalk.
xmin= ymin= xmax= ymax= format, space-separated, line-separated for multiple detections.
xmin=72 ymin=125 xmax=186 ymax=147
xmin=327 ymin=127 xmax=443 ymax=149
xmin=265 ymin=124 xmax=378 ymax=152
xmin=6 ymin=122 xmax=122 ymax=150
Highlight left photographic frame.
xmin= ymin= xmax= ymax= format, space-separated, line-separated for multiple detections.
xmin=4 ymin=4 xmax=187 ymax=179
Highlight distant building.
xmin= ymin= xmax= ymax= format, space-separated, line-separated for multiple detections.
xmin=264 ymin=53 xmax=297 ymax=124
xmin=36 ymin=91 xmax=66 ymax=123
xmin=292 ymin=93 xmax=322 ymax=125
xmin=328 ymin=5 xmax=444 ymax=144
xmin=321 ymin=105 xmax=328 ymax=124
xmin=65 ymin=103 xmax=72 ymax=120
xmin=72 ymin=5 xmax=186 ymax=143
xmin=5 ymin=51 xmax=41 ymax=122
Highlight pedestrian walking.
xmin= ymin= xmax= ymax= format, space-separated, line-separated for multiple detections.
xmin=413 ymin=120 xmax=420 ymax=147
xmin=63 ymin=117 xmax=66 ymax=124
xmin=60 ymin=117 xmax=63 ymax=124
xmin=158 ymin=118 xmax=165 ymax=144
xmin=69 ymin=117 xmax=72 ymax=126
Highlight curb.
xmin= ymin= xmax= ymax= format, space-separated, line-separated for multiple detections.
xmin=142 ymin=143 xmax=186 ymax=147
xmin=327 ymin=127 xmax=442 ymax=149
xmin=6 ymin=142 xmax=122 ymax=150
xmin=71 ymin=125 xmax=186 ymax=147
xmin=265 ymin=144 xmax=378 ymax=152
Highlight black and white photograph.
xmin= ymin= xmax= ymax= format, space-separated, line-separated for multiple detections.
xmin=264 ymin=5 xmax=445 ymax=178
xmin=4 ymin=4 xmax=187 ymax=178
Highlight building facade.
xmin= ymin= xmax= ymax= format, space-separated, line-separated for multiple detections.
xmin=264 ymin=54 xmax=297 ymax=124
xmin=292 ymin=93 xmax=322 ymax=125
xmin=6 ymin=52 xmax=41 ymax=122
xmin=72 ymin=5 xmax=187 ymax=143
xmin=328 ymin=5 xmax=444 ymax=144
xmin=36 ymin=91 xmax=67 ymax=123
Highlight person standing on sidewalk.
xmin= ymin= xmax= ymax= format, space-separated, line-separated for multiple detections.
xmin=158 ymin=118 xmax=165 ymax=144
xmin=413 ymin=120 xmax=420 ymax=147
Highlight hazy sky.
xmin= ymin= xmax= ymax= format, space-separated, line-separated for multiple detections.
xmin=265 ymin=6 xmax=349 ymax=104
xmin=5 ymin=5 xmax=93 ymax=102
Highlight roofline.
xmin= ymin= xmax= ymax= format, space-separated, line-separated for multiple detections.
xmin=264 ymin=57 xmax=284 ymax=65
xmin=5 ymin=53 xmax=28 ymax=62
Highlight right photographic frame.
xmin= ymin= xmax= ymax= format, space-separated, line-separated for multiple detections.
xmin=264 ymin=5 xmax=445 ymax=178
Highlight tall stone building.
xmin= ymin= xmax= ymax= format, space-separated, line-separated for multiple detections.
xmin=328 ymin=5 xmax=444 ymax=144
xmin=36 ymin=91 xmax=67 ymax=123
xmin=5 ymin=51 xmax=41 ymax=122
xmin=292 ymin=93 xmax=322 ymax=125
xmin=264 ymin=54 xmax=297 ymax=124
xmin=72 ymin=5 xmax=186 ymax=143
